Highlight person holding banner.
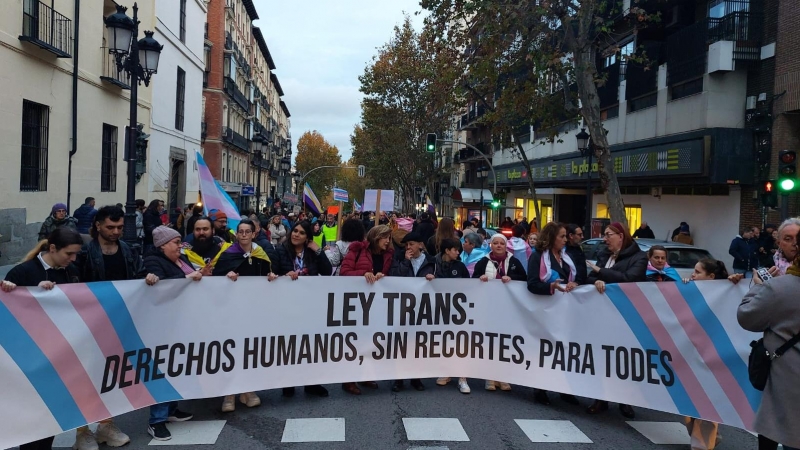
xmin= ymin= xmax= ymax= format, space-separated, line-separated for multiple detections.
xmin=274 ymin=221 xmax=333 ymax=398
xmin=339 ymin=224 xmax=393 ymax=395
xmin=430 ymin=238 xmax=472 ymax=394
xmin=525 ymin=222 xmax=580 ymax=406
xmin=460 ymin=232 xmax=487 ymax=277
xmin=586 ymin=222 xmax=647 ymax=419
xmin=473 ymin=233 xmax=527 ymax=392
xmin=389 ymin=231 xmax=436 ymax=392
xmin=142 ymin=226 xmax=198 ymax=440
xmin=329 ymin=218 xmax=367 ymax=277
xmin=213 ymin=219 xmax=277 ymax=412
xmin=645 ymin=245 xmax=681 ymax=282
xmin=1 ymin=227 xmax=86 ymax=450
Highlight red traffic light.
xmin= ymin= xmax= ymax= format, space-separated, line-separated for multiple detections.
xmin=765 ymin=181 xmax=774 ymax=193
xmin=780 ymin=150 xmax=796 ymax=165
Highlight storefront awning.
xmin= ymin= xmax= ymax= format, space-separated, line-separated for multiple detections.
xmin=452 ymin=188 xmax=493 ymax=204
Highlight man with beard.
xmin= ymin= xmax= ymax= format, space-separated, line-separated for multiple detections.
xmin=182 ymin=216 xmax=230 ymax=274
xmin=209 ymin=209 xmax=234 ymax=243
xmin=74 ymin=205 xmax=150 ymax=449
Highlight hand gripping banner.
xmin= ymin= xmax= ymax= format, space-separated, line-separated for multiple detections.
xmin=0 ymin=278 xmax=760 ymax=447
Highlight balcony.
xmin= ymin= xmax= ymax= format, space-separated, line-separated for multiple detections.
xmin=225 ymin=32 xmax=232 ymax=50
xmin=458 ymin=105 xmax=486 ymax=130
xmin=223 ymin=127 xmax=250 ymax=152
xmin=597 ymin=60 xmax=620 ymax=109
xmin=19 ymin=0 xmax=72 ymax=58
xmin=666 ymin=10 xmax=762 ymax=86
xmin=224 ymin=76 xmax=250 ymax=111
xmin=626 ymin=41 xmax=661 ymax=100
xmin=99 ymin=47 xmax=130 ymax=89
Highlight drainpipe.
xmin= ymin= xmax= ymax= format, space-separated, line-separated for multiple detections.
xmin=67 ymin=0 xmax=79 ymax=212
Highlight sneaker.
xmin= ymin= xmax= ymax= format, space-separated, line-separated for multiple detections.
xmin=168 ymin=409 xmax=193 ymax=422
xmin=239 ymin=392 xmax=261 ymax=407
xmin=221 ymin=395 xmax=235 ymax=412
xmin=148 ymin=422 xmax=171 ymax=441
xmin=72 ymin=430 xmax=98 ymax=450
xmin=499 ymin=382 xmax=512 ymax=391
xmin=485 ymin=380 xmax=496 ymax=391
xmin=458 ymin=378 xmax=471 ymax=394
xmin=436 ymin=377 xmax=451 ymax=386
xmin=95 ymin=422 xmax=130 ymax=447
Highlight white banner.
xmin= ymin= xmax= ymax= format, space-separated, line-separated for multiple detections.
xmin=0 ymin=278 xmax=760 ymax=448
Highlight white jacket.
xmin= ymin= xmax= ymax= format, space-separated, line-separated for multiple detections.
xmin=268 ymin=223 xmax=287 ymax=245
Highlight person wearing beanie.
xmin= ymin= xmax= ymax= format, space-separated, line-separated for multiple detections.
xmin=39 ymin=202 xmax=78 ymax=240
xmin=586 ymin=221 xmax=647 ymax=419
xmin=208 ymin=209 xmax=234 ymax=243
xmin=141 ymin=225 xmax=199 ymax=441
xmin=673 ymin=223 xmax=694 ymax=245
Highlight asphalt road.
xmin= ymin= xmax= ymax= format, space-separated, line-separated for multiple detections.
xmin=32 ymin=379 xmax=759 ymax=450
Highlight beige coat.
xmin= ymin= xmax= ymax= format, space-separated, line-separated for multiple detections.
xmin=738 ymin=275 xmax=800 ymax=448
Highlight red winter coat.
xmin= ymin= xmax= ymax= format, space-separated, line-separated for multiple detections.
xmin=340 ymin=240 xmax=394 ymax=276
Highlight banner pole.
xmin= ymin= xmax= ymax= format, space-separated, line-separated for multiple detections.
xmin=376 ymin=189 xmax=382 ymax=220
xmin=336 ymin=200 xmax=343 ymax=241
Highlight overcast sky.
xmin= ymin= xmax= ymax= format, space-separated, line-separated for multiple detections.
xmin=252 ymin=0 xmax=426 ymax=162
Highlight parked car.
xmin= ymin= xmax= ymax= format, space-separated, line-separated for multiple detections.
xmin=581 ymin=238 xmax=714 ymax=278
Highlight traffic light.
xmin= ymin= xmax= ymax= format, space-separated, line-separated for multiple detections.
xmin=762 ymin=180 xmax=778 ymax=208
xmin=425 ymin=133 xmax=437 ymax=153
xmin=490 ymin=200 xmax=500 ymax=209
xmin=777 ymin=150 xmax=797 ymax=191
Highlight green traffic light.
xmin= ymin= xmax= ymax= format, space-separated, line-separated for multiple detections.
xmin=780 ymin=179 xmax=796 ymax=191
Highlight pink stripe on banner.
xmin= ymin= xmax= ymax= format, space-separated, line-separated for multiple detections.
xmin=619 ymin=283 xmax=723 ymax=423
xmin=656 ymin=283 xmax=755 ymax=425
xmin=63 ymin=284 xmax=156 ymax=409
xmin=4 ymin=288 xmax=111 ymax=423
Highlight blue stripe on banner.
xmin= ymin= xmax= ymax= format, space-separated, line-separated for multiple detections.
xmin=86 ymin=282 xmax=183 ymax=402
xmin=605 ymin=285 xmax=700 ymax=417
xmin=677 ymin=282 xmax=761 ymax=410
xmin=0 ymin=300 xmax=86 ymax=429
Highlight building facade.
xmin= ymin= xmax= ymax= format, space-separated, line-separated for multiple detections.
xmin=0 ymin=0 xmax=156 ymax=264
xmin=148 ymin=0 xmax=207 ymax=213
xmin=202 ymin=0 xmax=292 ymax=213
xmin=451 ymin=0 xmax=778 ymax=268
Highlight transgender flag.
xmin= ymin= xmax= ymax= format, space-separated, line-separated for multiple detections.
xmin=353 ymin=199 xmax=362 ymax=213
xmin=195 ymin=151 xmax=241 ymax=230
xmin=304 ymin=183 xmax=322 ymax=214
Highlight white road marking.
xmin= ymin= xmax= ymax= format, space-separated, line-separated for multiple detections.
xmin=402 ymin=418 xmax=469 ymax=442
xmin=281 ymin=418 xmax=346 ymax=442
xmin=514 ymin=419 xmax=593 ymax=443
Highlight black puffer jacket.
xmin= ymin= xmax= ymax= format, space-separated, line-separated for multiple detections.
xmin=76 ymin=239 xmax=145 ymax=282
xmin=142 ymin=209 xmax=163 ymax=245
xmin=587 ymin=241 xmax=647 ymax=284
xmin=390 ymin=253 xmax=436 ymax=278
xmin=143 ymin=250 xmax=193 ymax=280
xmin=273 ymin=244 xmax=333 ymax=276
xmin=432 ymin=255 xmax=470 ymax=279
xmin=565 ymin=244 xmax=588 ymax=285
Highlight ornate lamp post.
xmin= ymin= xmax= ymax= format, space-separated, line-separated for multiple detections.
xmin=576 ymin=128 xmax=593 ymax=236
xmin=105 ymin=3 xmax=163 ymax=249
xmin=439 ymin=176 xmax=450 ymax=217
xmin=477 ymin=166 xmax=488 ymax=226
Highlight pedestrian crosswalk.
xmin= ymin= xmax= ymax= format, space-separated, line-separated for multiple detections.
xmin=50 ymin=417 xmax=702 ymax=447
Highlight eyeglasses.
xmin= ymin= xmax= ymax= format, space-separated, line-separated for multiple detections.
xmin=237 ymin=230 xmax=253 ymax=235
xmin=603 ymin=232 xmax=618 ymax=238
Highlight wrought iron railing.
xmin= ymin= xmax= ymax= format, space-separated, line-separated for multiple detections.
xmin=224 ymin=77 xmax=250 ymax=111
xmin=20 ymin=0 xmax=72 ymax=58
xmin=223 ymin=127 xmax=250 ymax=152
xmin=225 ymin=32 xmax=232 ymax=50
xmin=597 ymin=60 xmax=620 ymax=108
xmin=100 ymin=47 xmax=131 ymax=89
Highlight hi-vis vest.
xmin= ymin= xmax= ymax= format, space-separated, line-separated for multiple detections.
xmin=322 ymin=223 xmax=338 ymax=244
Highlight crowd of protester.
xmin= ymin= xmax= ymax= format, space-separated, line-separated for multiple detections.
xmin=3 ymin=202 xmax=799 ymax=450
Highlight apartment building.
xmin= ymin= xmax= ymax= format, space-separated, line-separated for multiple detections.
xmin=453 ymin=0 xmax=782 ymax=266
xmin=148 ymin=0 xmax=207 ymax=213
xmin=202 ymin=0 xmax=292 ymax=212
xmin=0 ymin=0 xmax=156 ymax=264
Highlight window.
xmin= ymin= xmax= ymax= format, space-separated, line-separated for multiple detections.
xmin=596 ymin=204 xmax=642 ymax=235
xmin=604 ymin=39 xmax=635 ymax=68
xmin=671 ymin=78 xmax=704 ymax=100
xmin=20 ymin=99 xmax=49 ymax=191
xmin=628 ymin=93 xmax=658 ymax=112
xmin=175 ymin=67 xmax=185 ymax=131
xmin=101 ymin=124 xmax=117 ymax=192
xmin=179 ymin=0 xmax=187 ymax=42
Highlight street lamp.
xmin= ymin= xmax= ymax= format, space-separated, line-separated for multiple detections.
xmin=477 ymin=166 xmax=489 ymax=227
xmin=252 ymin=132 xmax=268 ymax=211
xmin=576 ymin=128 xmax=593 ymax=236
xmin=105 ymin=3 xmax=163 ymax=250
xmin=292 ymin=172 xmax=302 ymax=196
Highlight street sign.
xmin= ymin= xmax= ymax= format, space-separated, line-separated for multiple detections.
xmin=241 ymin=185 xmax=255 ymax=196
xmin=333 ymin=188 xmax=349 ymax=202
xmin=357 ymin=165 xmax=365 ymax=178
